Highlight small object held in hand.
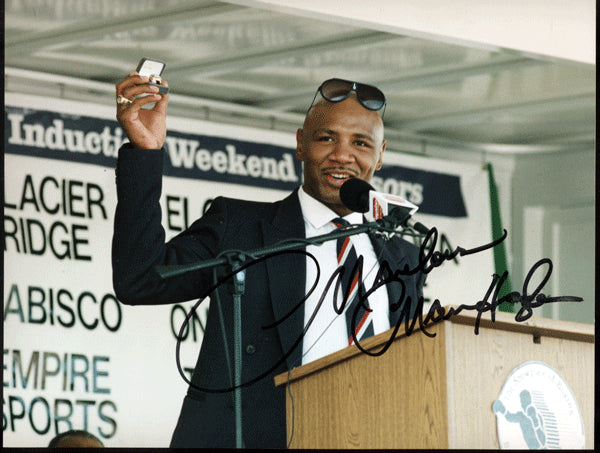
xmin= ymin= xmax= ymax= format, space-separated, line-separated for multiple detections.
xmin=117 ymin=94 xmax=133 ymax=105
xmin=147 ymin=78 xmax=169 ymax=95
xmin=137 ymin=57 xmax=169 ymax=94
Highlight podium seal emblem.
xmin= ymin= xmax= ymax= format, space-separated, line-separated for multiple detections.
xmin=492 ymin=361 xmax=585 ymax=449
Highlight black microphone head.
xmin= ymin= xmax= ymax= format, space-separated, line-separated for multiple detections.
xmin=340 ymin=178 xmax=374 ymax=213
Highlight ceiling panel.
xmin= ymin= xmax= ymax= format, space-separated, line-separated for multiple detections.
xmin=5 ymin=0 xmax=596 ymax=153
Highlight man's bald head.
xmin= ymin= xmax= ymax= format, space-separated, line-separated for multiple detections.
xmin=49 ymin=430 xmax=104 ymax=448
xmin=302 ymin=95 xmax=385 ymax=144
xmin=295 ymin=94 xmax=386 ymax=216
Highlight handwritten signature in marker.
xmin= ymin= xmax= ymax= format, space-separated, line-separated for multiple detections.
xmin=175 ymin=227 xmax=583 ymax=392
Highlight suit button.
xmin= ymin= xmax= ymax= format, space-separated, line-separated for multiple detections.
xmin=245 ymin=344 xmax=256 ymax=355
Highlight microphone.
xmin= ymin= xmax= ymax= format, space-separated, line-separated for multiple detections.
xmin=340 ymin=178 xmax=430 ymax=234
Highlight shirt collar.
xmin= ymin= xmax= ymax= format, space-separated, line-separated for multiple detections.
xmin=298 ymin=185 xmax=363 ymax=229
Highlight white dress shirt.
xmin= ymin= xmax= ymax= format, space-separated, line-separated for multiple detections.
xmin=298 ymin=186 xmax=390 ymax=365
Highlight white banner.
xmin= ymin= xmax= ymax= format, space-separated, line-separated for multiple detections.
xmin=374 ymin=152 xmax=495 ymax=310
xmin=4 ymin=93 xmax=494 ymax=447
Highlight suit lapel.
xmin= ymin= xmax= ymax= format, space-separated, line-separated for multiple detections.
xmin=369 ymin=233 xmax=409 ymax=328
xmin=261 ymin=193 xmax=419 ymax=369
xmin=261 ymin=190 xmax=306 ymax=370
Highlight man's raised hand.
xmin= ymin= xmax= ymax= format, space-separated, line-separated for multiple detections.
xmin=115 ymin=72 xmax=169 ymax=149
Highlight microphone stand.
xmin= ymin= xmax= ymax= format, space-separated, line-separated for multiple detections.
xmin=155 ymin=209 xmax=412 ymax=448
xmin=156 ymin=209 xmax=411 ymax=279
xmin=230 ymin=259 xmax=244 ymax=448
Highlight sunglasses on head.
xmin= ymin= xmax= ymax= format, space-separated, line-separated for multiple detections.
xmin=309 ymin=78 xmax=387 ymax=115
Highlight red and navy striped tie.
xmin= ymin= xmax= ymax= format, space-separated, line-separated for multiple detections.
xmin=332 ymin=218 xmax=375 ymax=346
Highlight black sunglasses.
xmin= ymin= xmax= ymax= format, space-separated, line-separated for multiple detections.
xmin=309 ymin=78 xmax=387 ymax=115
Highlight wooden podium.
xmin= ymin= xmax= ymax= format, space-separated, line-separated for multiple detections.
xmin=274 ymin=308 xmax=594 ymax=449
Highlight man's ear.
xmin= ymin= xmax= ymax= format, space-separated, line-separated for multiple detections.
xmin=295 ymin=128 xmax=304 ymax=161
xmin=375 ymin=139 xmax=386 ymax=170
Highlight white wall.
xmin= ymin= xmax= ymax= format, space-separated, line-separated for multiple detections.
xmin=510 ymin=149 xmax=595 ymax=323
xmin=412 ymin=142 xmax=595 ymax=324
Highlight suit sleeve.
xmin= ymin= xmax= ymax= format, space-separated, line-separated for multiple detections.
xmin=111 ymin=144 xmax=228 ymax=305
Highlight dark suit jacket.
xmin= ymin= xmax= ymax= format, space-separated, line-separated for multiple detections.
xmin=112 ymin=146 xmax=425 ymax=448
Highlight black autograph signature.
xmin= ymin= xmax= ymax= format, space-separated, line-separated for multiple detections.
xmin=175 ymin=227 xmax=582 ymax=393
xmin=350 ymin=257 xmax=583 ymax=358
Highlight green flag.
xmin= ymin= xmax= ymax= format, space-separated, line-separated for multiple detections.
xmin=487 ymin=163 xmax=513 ymax=313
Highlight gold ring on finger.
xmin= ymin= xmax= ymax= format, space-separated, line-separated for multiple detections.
xmin=117 ymin=94 xmax=133 ymax=105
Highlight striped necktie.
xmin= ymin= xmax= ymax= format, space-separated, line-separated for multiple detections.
xmin=332 ymin=218 xmax=375 ymax=346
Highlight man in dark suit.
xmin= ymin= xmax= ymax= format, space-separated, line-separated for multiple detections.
xmin=112 ymin=75 xmax=424 ymax=448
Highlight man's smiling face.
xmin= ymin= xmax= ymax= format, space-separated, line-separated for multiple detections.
xmin=296 ymin=95 xmax=386 ymax=216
